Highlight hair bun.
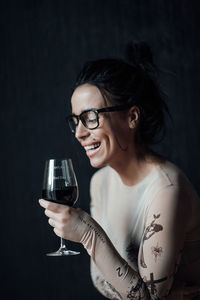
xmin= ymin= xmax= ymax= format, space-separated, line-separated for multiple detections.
xmin=124 ymin=41 xmax=155 ymax=72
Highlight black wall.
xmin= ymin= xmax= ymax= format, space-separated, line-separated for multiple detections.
xmin=1 ymin=1 xmax=200 ymax=299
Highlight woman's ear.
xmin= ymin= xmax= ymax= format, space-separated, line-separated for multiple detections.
xmin=128 ymin=106 xmax=140 ymax=129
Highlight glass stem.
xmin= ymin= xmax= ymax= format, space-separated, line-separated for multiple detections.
xmin=60 ymin=238 xmax=66 ymax=249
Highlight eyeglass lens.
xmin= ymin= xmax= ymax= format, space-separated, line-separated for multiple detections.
xmin=69 ymin=110 xmax=98 ymax=132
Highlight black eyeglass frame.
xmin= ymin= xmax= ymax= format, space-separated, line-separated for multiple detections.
xmin=66 ymin=104 xmax=132 ymax=134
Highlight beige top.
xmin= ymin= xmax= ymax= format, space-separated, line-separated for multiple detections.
xmin=87 ymin=161 xmax=200 ymax=299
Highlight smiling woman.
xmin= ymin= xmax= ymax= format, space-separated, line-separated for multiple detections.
xmin=70 ymin=84 xmax=136 ymax=168
xmin=40 ymin=42 xmax=200 ymax=300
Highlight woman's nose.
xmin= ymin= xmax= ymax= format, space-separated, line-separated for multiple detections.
xmin=75 ymin=121 xmax=90 ymax=140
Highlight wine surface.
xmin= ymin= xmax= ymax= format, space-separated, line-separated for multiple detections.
xmin=42 ymin=186 xmax=77 ymax=206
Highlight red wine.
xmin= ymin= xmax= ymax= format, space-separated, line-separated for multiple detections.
xmin=42 ymin=186 xmax=77 ymax=206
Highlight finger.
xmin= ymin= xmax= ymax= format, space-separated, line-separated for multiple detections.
xmin=48 ymin=218 xmax=56 ymax=228
xmin=44 ymin=209 xmax=63 ymax=222
xmin=48 ymin=219 xmax=64 ymax=233
xmin=48 ymin=218 xmax=66 ymax=232
xmin=44 ymin=209 xmax=58 ymax=220
xmin=53 ymin=227 xmax=63 ymax=238
xmin=39 ymin=199 xmax=64 ymax=212
xmin=44 ymin=208 xmax=71 ymax=223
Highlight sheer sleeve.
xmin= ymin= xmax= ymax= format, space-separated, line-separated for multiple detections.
xmin=84 ymin=172 xmax=190 ymax=300
xmin=138 ymin=184 xmax=190 ymax=299
xmin=90 ymin=170 xmax=122 ymax=299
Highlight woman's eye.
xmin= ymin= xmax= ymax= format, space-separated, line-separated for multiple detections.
xmin=85 ymin=111 xmax=97 ymax=123
xmin=88 ymin=118 xmax=97 ymax=123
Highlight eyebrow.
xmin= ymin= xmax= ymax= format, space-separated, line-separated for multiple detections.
xmin=71 ymin=107 xmax=99 ymax=115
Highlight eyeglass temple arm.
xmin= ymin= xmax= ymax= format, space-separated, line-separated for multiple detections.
xmin=97 ymin=104 xmax=132 ymax=113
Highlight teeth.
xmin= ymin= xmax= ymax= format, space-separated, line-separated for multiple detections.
xmin=84 ymin=143 xmax=100 ymax=151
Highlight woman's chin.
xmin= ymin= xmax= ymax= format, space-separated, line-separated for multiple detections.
xmin=89 ymin=157 xmax=107 ymax=169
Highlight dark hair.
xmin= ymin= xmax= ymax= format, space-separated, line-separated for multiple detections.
xmin=73 ymin=41 xmax=170 ymax=146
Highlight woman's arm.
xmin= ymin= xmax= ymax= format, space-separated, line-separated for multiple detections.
xmin=90 ymin=260 xmax=123 ymax=300
xmin=39 ymin=198 xmax=149 ymax=299
xmin=39 ymin=182 xmax=189 ymax=300
xmin=137 ymin=184 xmax=189 ymax=298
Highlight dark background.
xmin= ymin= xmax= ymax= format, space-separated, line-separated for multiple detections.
xmin=1 ymin=1 xmax=200 ymax=299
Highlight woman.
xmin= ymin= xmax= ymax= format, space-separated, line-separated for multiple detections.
xmin=39 ymin=42 xmax=200 ymax=299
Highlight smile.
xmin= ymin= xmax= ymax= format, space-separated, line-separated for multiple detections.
xmin=84 ymin=143 xmax=101 ymax=151
xmin=84 ymin=143 xmax=101 ymax=158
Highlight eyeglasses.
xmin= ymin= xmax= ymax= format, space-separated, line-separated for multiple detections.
xmin=66 ymin=104 xmax=131 ymax=134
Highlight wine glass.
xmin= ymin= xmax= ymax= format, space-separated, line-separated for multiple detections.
xmin=42 ymin=158 xmax=80 ymax=256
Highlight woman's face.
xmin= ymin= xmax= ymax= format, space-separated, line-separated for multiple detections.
xmin=71 ymin=84 xmax=133 ymax=168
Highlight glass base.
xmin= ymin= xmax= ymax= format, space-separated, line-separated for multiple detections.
xmin=46 ymin=246 xmax=80 ymax=256
xmin=46 ymin=239 xmax=80 ymax=256
xmin=46 ymin=250 xmax=80 ymax=256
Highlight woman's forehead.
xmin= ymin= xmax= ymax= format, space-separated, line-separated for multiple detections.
xmin=71 ymin=84 xmax=105 ymax=113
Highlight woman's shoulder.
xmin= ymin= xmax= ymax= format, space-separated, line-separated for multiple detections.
xmin=150 ymin=160 xmax=199 ymax=205
xmin=156 ymin=160 xmax=193 ymax=188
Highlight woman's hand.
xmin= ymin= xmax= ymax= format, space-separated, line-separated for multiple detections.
xmin=39 ymin=199 xmax=89 ymax=243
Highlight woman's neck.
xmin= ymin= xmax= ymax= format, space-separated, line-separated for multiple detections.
xmin=110 ymin=147 xmax=163 ymax=186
